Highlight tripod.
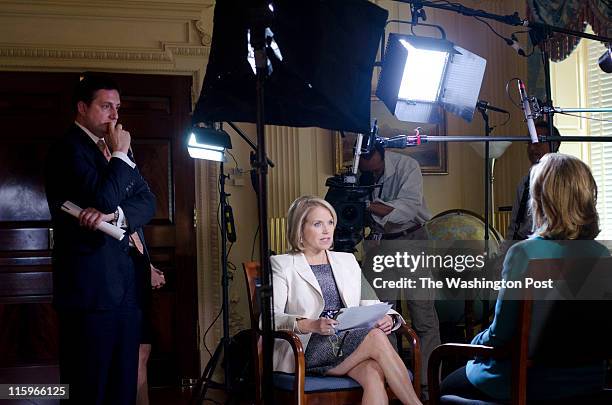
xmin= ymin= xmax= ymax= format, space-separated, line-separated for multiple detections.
xmin=191 ymin=160 xmax=234 ymax=405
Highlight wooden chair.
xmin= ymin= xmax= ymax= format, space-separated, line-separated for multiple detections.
xmin=428 ymin=257 xmax=612 ymax=405
xmin=243 ymin=261 xmax=422 ymax=405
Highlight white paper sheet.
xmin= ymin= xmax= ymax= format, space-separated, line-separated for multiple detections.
xmin=61 ymin=201 xmax=125 ymax=241
xmin=335 ymin=302 xmax=392 ymax=331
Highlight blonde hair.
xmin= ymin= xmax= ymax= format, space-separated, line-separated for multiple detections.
xmin=286 ymin=196 xmax=337 ymax=253
xmin=529 ymin=153 xmax=599 ymax=240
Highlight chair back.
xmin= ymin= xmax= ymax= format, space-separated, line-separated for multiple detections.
xmin=511 ymin=256 xmax=612 ymax=404
xmin=521 ymin=257 xmax=612 ymax=360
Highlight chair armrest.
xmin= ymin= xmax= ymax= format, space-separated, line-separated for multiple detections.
xmin=395 ymin=324 xmax=421 ymax=399
xmin=272 ymin=330 xmax=306 ymax=405
xmin=428 ymin=343 xmax=508 ymax=405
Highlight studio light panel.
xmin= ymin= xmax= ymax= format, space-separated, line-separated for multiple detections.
xmin=377 ymin=33 xmax=486 ymax=124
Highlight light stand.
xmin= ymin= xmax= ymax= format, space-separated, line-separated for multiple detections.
xmin=189 ymin=128 xmax=234 ymax=405
xmin=477 ymin=103 xmax=493 ymax=339
xmin=478 ymin=105 xmax=492 ymax=248
xmin=188 ymin=121 xmax=275 ymax=405
xmin=186 ymin=124 xmax=238 ymax=404
xmin=246 ymin=11 xmax=276 ymax=404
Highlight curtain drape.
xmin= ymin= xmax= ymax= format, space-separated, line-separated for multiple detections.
xmin=528 ymin=0 xmax=611 ymax=62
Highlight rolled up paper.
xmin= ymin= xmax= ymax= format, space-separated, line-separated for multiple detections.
xmin=61 ymin=200 xmax=125 ymax=241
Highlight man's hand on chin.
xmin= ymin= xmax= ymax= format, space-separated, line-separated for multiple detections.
xmin=105 ymin=122 xmax=131 ymax=154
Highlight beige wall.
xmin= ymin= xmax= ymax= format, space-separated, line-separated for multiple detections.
xmin=1 ymin=0 xmax=532 ymax=370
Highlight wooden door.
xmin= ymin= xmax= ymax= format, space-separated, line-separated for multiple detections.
xmin=0 ymin=71 xmax=199 ymax=385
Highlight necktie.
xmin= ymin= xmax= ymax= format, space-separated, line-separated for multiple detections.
xmin=97 ymin=139 xmax=112 ymax=160
xmin=96 ymin=138 xmax=145 ymax=254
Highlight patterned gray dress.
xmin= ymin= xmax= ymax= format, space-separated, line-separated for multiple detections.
xmin=304 ymin=264 xmax=371 ymax=375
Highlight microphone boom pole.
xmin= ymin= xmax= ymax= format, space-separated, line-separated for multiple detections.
xmin=380 ymin=134 xmax=612 ymax=144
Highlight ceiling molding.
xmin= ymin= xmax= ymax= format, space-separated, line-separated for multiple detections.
xmin=0 ymin=1 xmax=214 ymax=20
xmin=0 ymin=42 xmax=210 ymax=74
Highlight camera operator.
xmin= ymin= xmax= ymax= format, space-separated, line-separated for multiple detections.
xmin=358 ymin=140 xmax=430 ymax=240
xmin=358 ymin=140 xmax=439 ymax=399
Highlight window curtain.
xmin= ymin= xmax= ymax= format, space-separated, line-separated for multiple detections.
xmin=528 ymin=0 xmax=611 ymax=62
xmin=527 ymin=0 xmax=611 ymax=101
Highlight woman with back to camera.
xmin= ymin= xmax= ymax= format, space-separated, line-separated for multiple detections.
xmin=270 ymin=196 xmax=422 ymax=405
xmin=439 ymin=153 xmax=609 ymax=402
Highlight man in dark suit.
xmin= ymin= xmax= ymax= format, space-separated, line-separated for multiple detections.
xmin=45 ymin=75 xmax=156 ymax=404
xmin=506 ymin=121 xmax=561 ymax=241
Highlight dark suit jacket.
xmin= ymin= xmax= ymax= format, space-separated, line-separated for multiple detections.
xmin=45 ymin=124 xmax=156 ymax=311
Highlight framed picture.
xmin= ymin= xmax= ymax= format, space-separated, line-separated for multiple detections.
xmin=334 ymin=98 xmax=448 ymax=175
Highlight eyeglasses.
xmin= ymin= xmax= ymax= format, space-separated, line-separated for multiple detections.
xmin=321 ymin=309 xmax=348 ymax=358
xmin=329 ymin=330 xmax=350 ymax=358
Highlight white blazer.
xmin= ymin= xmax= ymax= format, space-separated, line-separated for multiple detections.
xmin=270 ymin=250 xmax=404 ymax=373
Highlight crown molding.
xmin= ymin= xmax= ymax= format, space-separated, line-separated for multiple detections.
xmin=0 ymin=44 xmax=171 ymax=62
xmin=0 ymin=42 xmax=209 ymax=72
xmin=0 ymin=0 xmax=214 ymax=20
xmin=165 ymin=43 xmax=210 ymax=57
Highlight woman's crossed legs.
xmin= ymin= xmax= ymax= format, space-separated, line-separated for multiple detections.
xmin=326 ymin=328 xmax=422 ymax=405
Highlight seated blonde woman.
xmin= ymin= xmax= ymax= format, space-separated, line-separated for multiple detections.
xmin=440 ymin=153 xmax=609 ymax=402
xmin=271 ymin=196 xmax=422 ymax=405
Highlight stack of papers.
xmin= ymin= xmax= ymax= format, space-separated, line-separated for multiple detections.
xmin=335 ymin=302 xmax=392 ymax=331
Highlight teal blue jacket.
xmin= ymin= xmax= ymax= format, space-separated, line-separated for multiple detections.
xmin=466 ymin=237 xmax=609 ymax=401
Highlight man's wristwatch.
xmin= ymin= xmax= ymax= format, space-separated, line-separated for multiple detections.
xmin=113 ymin=209 xmax=119 ymax=225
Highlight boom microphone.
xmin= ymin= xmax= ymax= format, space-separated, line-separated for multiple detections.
xmin=518 ymin=80 xmax=539 ymax=144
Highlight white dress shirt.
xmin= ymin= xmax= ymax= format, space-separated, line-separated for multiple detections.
xmin=75 ymin=121 xmax=136 ymax=227
xmin=75 ymin=121 xmax=135 ymax=169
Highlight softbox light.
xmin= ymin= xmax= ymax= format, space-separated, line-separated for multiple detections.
xmin=193 ymin=0 xmax=388 ymax=134
xmin=376 ymin=33 xmax=486 ymax=124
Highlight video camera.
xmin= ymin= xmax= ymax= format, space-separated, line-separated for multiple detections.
xmin=324 ymin=125 xmax=378 ymax=252
xmin=324 ymin=123 xmax=424 ymax=252
xmin=324 ymin=173 xmax=374 ymax=253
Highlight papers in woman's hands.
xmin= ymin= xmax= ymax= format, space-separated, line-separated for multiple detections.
xmin=335 ymin=303 xmax=392 ymax=331
xmin=61 ymin=201 xmax=125 ymax=241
